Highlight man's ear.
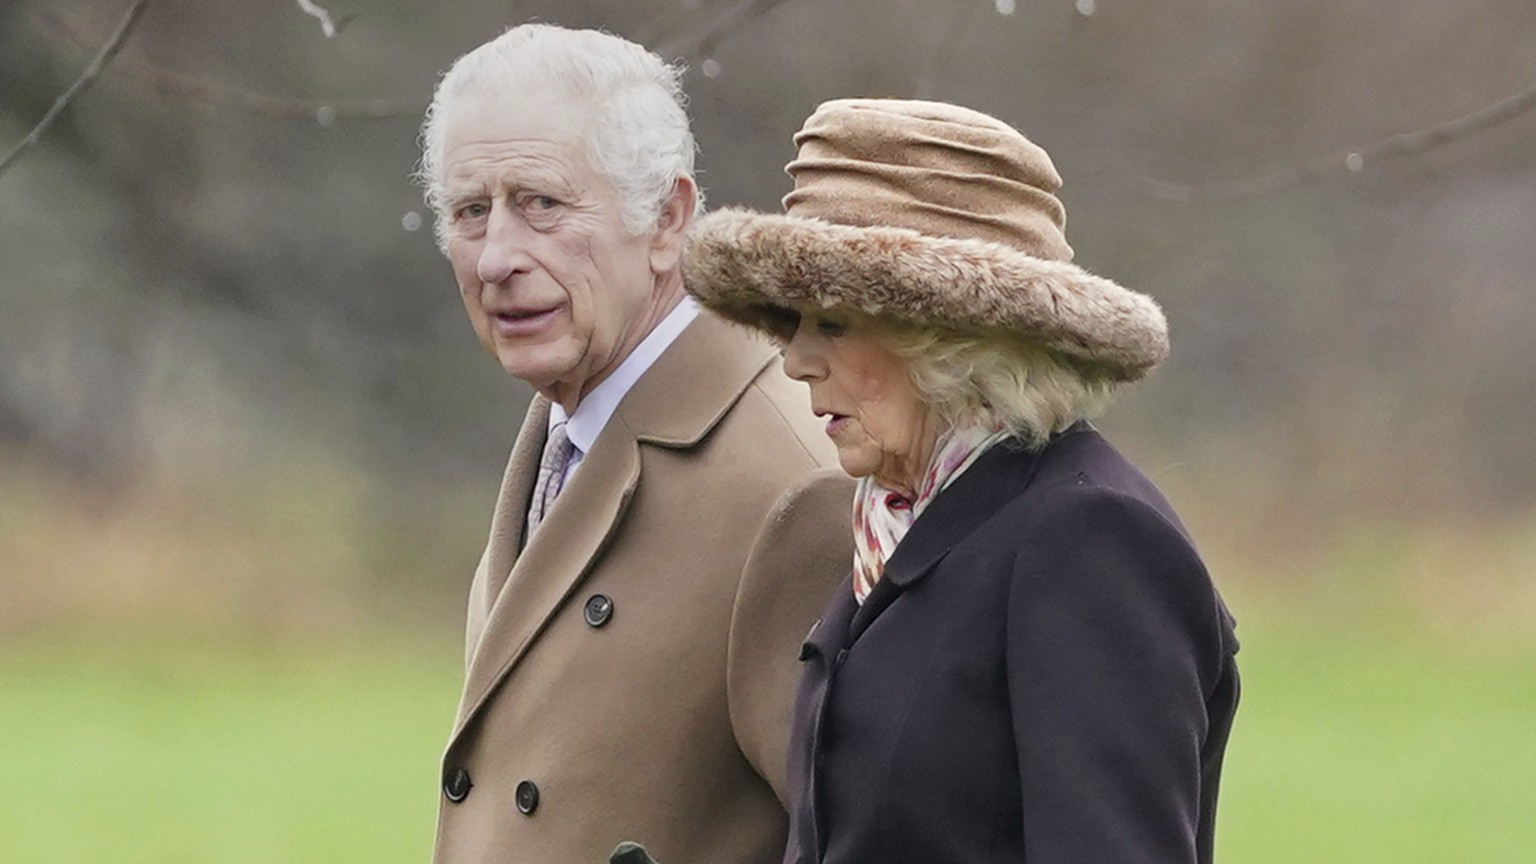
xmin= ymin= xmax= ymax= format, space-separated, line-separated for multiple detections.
xmin=648 ymin=176 xmax=698 ymax=274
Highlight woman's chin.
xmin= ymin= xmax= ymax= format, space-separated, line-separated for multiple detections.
xmin=834 ymin=451 xmax=881 ymax=481
xmin=835 ymin=445 xmax=884 ymax=479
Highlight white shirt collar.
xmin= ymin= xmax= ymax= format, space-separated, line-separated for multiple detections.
xmin=548 ymin=295 xmax=701 ymax=455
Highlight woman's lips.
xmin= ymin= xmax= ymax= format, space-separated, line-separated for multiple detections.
xmin=492 ymin=307 xmax=561 ymax=337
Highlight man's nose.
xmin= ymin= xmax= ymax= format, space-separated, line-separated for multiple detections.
xmin=477 ymin=205 xmax=535 ymax=285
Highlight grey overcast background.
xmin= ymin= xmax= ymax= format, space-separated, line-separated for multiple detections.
xmin=3 ymin=0 xmax=1534 ymax=633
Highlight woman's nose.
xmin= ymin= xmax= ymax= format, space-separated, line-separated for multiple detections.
xmin=782 ymin=322 xmax=825 ymax=382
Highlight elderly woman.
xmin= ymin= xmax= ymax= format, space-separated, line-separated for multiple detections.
xmin=682 ymin=99 xmax=1240 ymax=864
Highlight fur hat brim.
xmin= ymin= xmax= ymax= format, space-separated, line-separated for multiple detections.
xmin=683 ymin=208 xmax=1169 ymax=382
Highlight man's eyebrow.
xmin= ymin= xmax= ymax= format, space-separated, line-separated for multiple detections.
xmin=512 ymin=168 xmax=579 ymax=198
xmin=441 ymin=178 xmax=487 ymax=201
xmin=444 ymin=171 xmax=580 ymax=201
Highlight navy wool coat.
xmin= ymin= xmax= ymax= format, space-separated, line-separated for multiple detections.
xmin=784 ymin=424 xmax=1240 ymax=864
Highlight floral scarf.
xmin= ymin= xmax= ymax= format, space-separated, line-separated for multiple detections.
xmin=851 ymin=423 xmax=1010 ymax=604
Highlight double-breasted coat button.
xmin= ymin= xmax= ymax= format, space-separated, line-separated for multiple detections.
xmin=583 ymin=594 xmax=614 ymax=628
xmin=443 ymin=767 xmax=472 ymax=803
xmin=515 ymin=780 xmax=540 ymax=814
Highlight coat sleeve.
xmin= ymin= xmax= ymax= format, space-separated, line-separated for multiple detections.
xmin=1006 ymin=483 xmax=1229 ymax=863
xmin=726 ymin=468 xmax=854 ymax=807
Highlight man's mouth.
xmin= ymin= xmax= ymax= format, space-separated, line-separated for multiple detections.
xmin=491 ymin=306 xmax=561 ymax=335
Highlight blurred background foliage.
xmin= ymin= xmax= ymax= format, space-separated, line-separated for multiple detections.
xmin=2 ymin=0 xmax=1534 ymax=861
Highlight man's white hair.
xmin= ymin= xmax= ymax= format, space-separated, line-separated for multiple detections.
xmin=417 ymin=23 xmax=703 ymax=248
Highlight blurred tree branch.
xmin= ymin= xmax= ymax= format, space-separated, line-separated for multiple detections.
xmin=0 ymin=0 xmax=150 ymax=178
xmin=1141 ymin=75 xmax=1536 ymax=202
xmin=654 ymin=0 xmax=799 ymax=57
xmin=35 ymin=0 xmax=795 ymax=125
xmin=37 ymin=5 xmax=423 ymax=122
xmin=294 ymin=0 xmax=352 ymax=39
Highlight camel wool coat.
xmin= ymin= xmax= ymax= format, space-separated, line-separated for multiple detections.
xmin=433 ymin=312 xmax=855 ymax=864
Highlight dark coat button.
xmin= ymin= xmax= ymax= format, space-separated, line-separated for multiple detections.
xmin=515 ymin=780 xmax=540 ymax=815
xmin=583 ymin=594 xmax=614 ymax=628
xmin=443 ymin=767 xmax=472 ymax=803
xmin=799 ymin=618 xmax=822 ymax=661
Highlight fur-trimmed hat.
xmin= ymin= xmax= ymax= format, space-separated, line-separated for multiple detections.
xmin=683 ymin=99 xmax=1169 ymax=382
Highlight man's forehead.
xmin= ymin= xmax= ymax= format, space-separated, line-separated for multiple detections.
xmin=444 ymin=135 xmax=578 ymax=172
xmin=445 ymin=131 xmax=586 ymax=177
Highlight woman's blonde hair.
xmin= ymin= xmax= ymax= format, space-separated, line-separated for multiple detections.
xmin=875 ymin=320 xmax=1116 ymax=449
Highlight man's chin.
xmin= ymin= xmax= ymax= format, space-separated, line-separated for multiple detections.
xmin=497 ymin=352 xmax=579 ymax=393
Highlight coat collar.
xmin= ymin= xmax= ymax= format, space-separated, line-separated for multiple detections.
xmin=886 ymin=441 xmax=1038 ymax=584
xmin=452 ymin=312 xmax=777 ymax=737
xmin=846 ymin=438 xmax=1047 ymax=643
xmin=616 ymin=312 xmax=778 ymax=447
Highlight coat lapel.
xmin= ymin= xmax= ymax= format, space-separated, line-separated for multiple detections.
xmin=846 ymin=440 xmax=1044 ymax=644
xmin=455 ymin=408 xmax=642 ymax=733
xmin=487 ymin=400 xmax=548 ymax=598
xmin=452 ymin=313 xmax=778 ymax=737
xmin=460 ymin=397 xmax=547 ymax=664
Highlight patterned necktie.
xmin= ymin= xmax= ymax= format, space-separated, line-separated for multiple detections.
xmin=526 ymin=420 xmax=574 ymax=538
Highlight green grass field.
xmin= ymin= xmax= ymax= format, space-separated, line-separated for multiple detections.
xmin=1217 ymin=618 xmax=1536 ymax=863
xmin=0 ymin=630 xmax=460 ymax=864
xmin=2 ymin=615 xmax=1533 ymax=863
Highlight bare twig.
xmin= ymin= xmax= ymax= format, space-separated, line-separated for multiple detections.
xmin=294 ymin=0 xmax=349 ymax=39
xmin=655 ymin=0 xmax=799 ymax=58
xmin=30 ymin=0 xmax=797 ymax=127
xmin=1140 ymin=76 xmax=1536 ymax=202
xmin=0 ymin=0 xmax=150 ymax=177
xmin=38 ymin=7 xmax=424 ymax=122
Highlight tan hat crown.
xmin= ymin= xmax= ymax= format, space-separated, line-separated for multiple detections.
xmin=784 ymin=99 xmax=1075 ymax=263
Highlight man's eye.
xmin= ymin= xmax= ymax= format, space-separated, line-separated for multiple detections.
xmin=526 ymin=195 xmax=560 ymax=211
xmin=454 ymin=202 xmax=488 ymax=221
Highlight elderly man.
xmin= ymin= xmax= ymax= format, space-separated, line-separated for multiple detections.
xmin=415 ymin=23 xmax=853 ymax=864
